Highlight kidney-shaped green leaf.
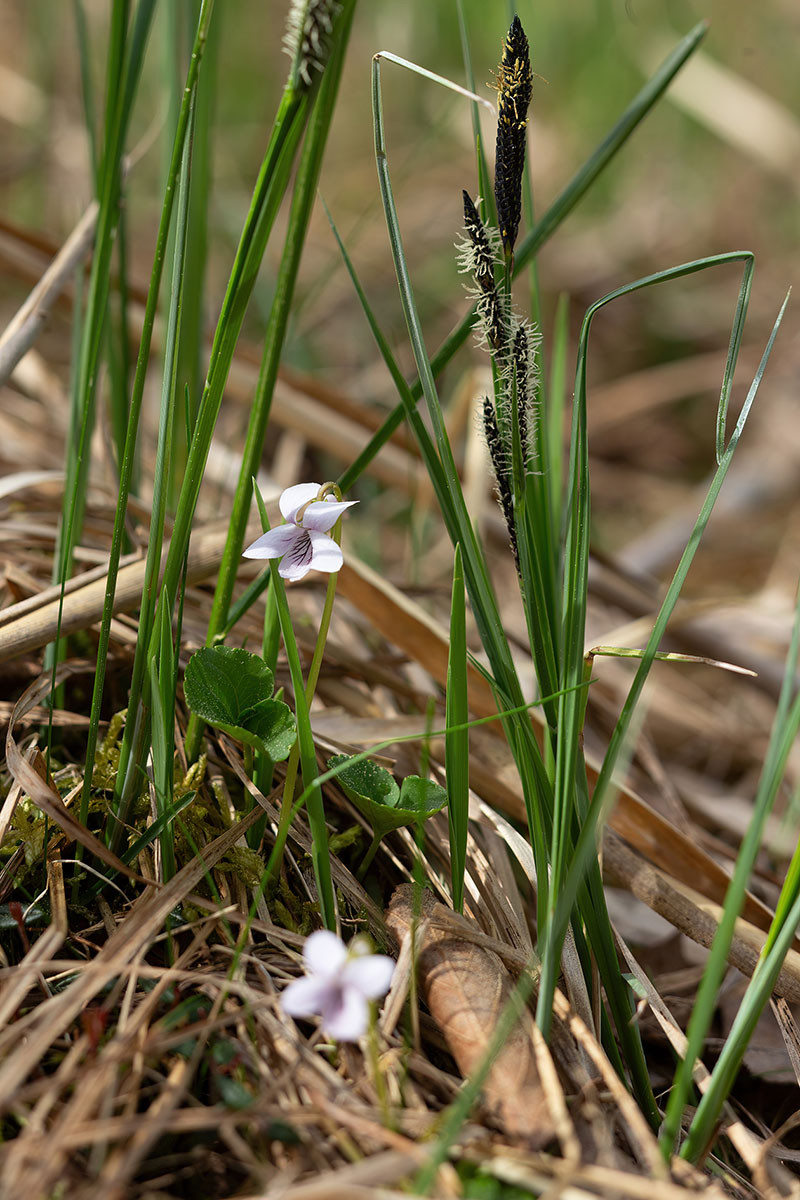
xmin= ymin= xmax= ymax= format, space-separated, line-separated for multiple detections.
xmin=184 ymin=646 xmax=296 ymax=761
xmin=329 ymin=754 xmax=447 ymax=843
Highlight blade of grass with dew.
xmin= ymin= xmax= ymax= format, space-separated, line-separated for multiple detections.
xmin=662 ymin=572 xmax=800 ymax=1158
xmin=371 ymin=50 xmax=554 ymax=922
xmin=186 ymin=0 xmax=357 ymax=762
xmin=75 ymin=5 xmax=212 ymax=856
xmin=446 ymin=544 xmax=469 ymax=913
xmin=339 ymin=20 xmax=708 ymax=495
xmin=539 ymin=271 xmax=789 ymax=1043
xmin=113 ymin=15 xmax=323 ymax=824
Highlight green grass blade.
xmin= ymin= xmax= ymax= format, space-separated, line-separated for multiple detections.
xmin=446 ymin=544 xmax=469 ymax=913
xmin=370 ymin=51 xmax=553 ymax=913
xmin=715 ymin=256 xmax=754 ymax=464
xmin=115 ymin=38 xmax=316 ymax=814
xmin=546 ymin=292 xmax=569 ymax=548
xmin=170 ymin=0 xmax=217 ymax=506
xmin=148 ymin=595 xmax=177 ymax=880
xmin=75 ymin=3 xmax=214 ymax=850
xmin=72 ymin=0 xmax=98 ymax=177
xmin=338 ymin=21 xmax=708 ymax=495
xmin=663 ymin=572 xmax=800 ymax=1156
xmin=455 ymin=0 xmax=494 ymax=224
xmin=541 ymin=277 xmax=788 ymax=1038
xmin=53 ymin=0 xmax=156 ymax=586
xmin=186 ymin=0 xmax=357 ymax=762
xmin=682 ymin=855 xmax=800 ymax=1161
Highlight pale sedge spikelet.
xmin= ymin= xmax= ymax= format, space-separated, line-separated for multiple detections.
xmin=511 ymin=319 xmax=541 ymax=465
xmin=283 ymin=0 xmax=341 ymax=87
xmin=494 ymin=16 xmax=532 ymax=263
xmin=457 ymin=191 xmax=508 ymax=354
xmin=492 ymin=316 xmax=541 ymax=469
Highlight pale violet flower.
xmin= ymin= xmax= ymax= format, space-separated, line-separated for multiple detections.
xmin=243 ymin=482 xmax=357 ymax=582
xmin=281 ymin=929 xmax=395 ymax=1041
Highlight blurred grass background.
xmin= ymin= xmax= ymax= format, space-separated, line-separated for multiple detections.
xmin=0 ymin=0 xmax=797 ymax=592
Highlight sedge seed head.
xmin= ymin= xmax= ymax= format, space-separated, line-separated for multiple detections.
xmin=494 ymin=16 xmax=532 ymax=260
xmin=284 ymin=0 xmax=341 ymax=87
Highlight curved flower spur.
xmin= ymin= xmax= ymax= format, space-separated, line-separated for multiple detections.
xmin=243 ymin=481 xmax=357 ymax=581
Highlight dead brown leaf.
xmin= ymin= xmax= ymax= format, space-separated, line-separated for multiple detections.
xmin=385 ymin=883 xmax=558 ymax=1150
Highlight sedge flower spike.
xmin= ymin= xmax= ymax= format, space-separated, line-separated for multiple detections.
xmin=280 ymin=930 xmax=395 ymax=1041
xmin=243 ymin=482 xmax=357 ymax=582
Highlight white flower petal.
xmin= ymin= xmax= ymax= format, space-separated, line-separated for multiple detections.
xmin=303 ymin=929 xmax=348 ymax=978
xmin=280 ymin=482 xmax=321 ymax=524
xmin=307 ymin=530 xmax=343 ymax=574
xmin=278 ymin=530 xmax=314 ymax=580
xmin=242 ymin=525 xmax=302 ymax=559
xmin=323 ymin=985 xmax=369 ymax=1041
xmin=341 ymin=954 xmax=395 ymax=999
xmin=301 ymin=498 xmax=358 ymax=533
xmin=280 ymin=975 xmax=336 ymax=1018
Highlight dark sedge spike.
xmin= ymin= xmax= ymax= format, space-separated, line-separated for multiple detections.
xmin=482 ymin=397 xmax=519 ymax=569
xmin=494 ymin=16 xmax=532 ymax=264
xmin=513 ymin=323 xmax=530 ymax=462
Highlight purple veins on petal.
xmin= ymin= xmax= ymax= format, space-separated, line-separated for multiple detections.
xmin=307 ymin=531 xmax=343 ymax=574
xmin=278 ymin=531 xmax=314 ymax=580
xmin=242 ymin=525 xmax=302 ymax=559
